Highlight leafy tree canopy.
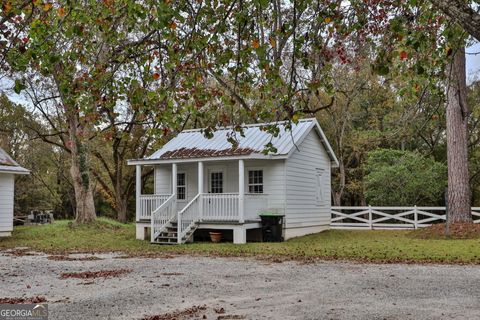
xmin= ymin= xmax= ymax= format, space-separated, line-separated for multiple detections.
xmin=364 ymin=149 xmax=447 ymax=206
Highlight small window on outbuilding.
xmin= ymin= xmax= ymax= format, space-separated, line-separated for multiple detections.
xmin=177 ymin=172 xmax=186 ymax=200
xmin=248 ymin=170 xmax=263 ymax=193
xmin=315 ymin=168 xmax=325 ymax=205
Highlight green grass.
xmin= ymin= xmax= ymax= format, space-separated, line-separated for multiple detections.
xmin=1 ymin=218 xmax=480 ymax=264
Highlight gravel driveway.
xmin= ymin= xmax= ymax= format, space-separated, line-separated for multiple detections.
xmin=1 ymin=250 xmax=480 ymax=320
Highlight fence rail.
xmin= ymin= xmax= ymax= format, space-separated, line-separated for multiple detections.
xmin=139 ymin=194 xmax=170 ymax=220
xmin=151 ymin=195 xmax=176 ymax=241
xmin=331 ymin=206 xmax=480 ymax=229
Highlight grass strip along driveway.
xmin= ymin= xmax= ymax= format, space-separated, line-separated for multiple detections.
xmin=1 ymin=219 xmax=479 ymax=264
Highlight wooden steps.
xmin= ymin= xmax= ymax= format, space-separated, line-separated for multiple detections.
xmin=152 ymin=221 xmax=197 ymax=245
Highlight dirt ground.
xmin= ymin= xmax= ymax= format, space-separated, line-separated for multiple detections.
xmin=1 ymin=250 xmax=480 ymax=320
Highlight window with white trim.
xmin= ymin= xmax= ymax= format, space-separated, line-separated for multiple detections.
xmin=210 ymin=171 xmax=223 ymax=193
xmin=177 ymin=172 xmax=186 ymax=200
xmin=248 ymin=170 xmax=263 ymax=193
xmin=315 ymin=168 xmax=324 ymax=205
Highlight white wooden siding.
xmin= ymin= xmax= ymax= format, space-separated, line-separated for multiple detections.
xmin=0 ymin=173 xmax=14 ymax=233
xmin=285 ymin=130 xmax=331 ymax=230
xmin=154 ymin=159 xmax=286 ymax=214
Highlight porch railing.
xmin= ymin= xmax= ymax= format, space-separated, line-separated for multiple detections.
xmin=139 ymin=194 xmax=170 ymax=220
xmin=177 ymin=194 xmax=201 ymax=243
xmin=201 ymin=193 xmax=240 ymax=221
xmin=151 ymin=194 xmax=176 ymax=241
xmin=140 ymin=193 xmax=269 ymax=224
xmin=331 ymin=206 xmax=480 ymax=229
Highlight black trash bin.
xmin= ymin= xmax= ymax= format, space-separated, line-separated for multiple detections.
xmin=259 ymin=212 xmax=284 ymax=242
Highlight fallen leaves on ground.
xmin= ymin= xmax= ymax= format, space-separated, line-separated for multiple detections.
xmin=2 ymin=249 xmax=37 ymax=257
xmin=0 ymin=296 xmax=47 ymax=304
xmin=60 ymin=268 xmax=132 ymax=279
xmin=143 ymin=305 xmax=207 ymax=320
xmin=160 ymin=272 xmax=184 ymax=276
xmin=412 ymin=223 xmax=480 ymax=239
xmin=48 ymin=255 xmax=103 ymax=261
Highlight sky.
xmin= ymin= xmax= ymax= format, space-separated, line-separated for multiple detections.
xmin=466 ymin=42 xmax=480 ymax=83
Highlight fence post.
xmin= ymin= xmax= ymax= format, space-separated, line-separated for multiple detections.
xmin=368 ymin=205 xmax=373 ymax=229
xmin=177 ymin=211 xmax=182 ymax=244
xmin=414 ymin=205 xmax=418 ymax=229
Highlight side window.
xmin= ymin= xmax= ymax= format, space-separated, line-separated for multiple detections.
xmin=248 ymin=170 xmax=263 ymax=193
xmin=177 ymin=172 xmax=186 ymax=200
xmin=315 ymin=169 xmax=324 ymax=205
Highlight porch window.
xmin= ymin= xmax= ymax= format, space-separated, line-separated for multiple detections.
xmin=177 ymin=172 xmax=186 ymax=200
xmin=248 ymin=170 xmax=263 ymax=193
xmin=210 ymin=171 xmax=223 ymax=193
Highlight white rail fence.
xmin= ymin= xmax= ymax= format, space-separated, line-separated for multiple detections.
xmin=331 ymin=206 xmax=480 ymax=229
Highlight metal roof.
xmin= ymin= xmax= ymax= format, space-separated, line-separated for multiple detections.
xmin=0 ymin=148 xmax=29 ymax=174
xmin=138 ymin=118 xmax=338 ymax=166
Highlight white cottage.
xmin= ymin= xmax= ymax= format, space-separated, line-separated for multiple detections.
xmin=0 ymin=148 xmax=29 ymax=237
xmin=128 ymin=118 xmax=338 ymax=244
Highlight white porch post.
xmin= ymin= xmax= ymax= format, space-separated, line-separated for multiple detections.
xmin=233 ymin=226 xmax=247 ymax=244
xmin=238 ymin=159 xmax=245 ymax=223
xmin=135 ymin=165 xmax=141 ymax=222
xmin=198 ymin=161 xmax=204 ymax=221
xmin=173 ymin=163 xmax=179 ymax=243
xmin=172 ymin=163 xmax=177 ymax=195
xmin=172 ymin=163 xmax=178 ymax=220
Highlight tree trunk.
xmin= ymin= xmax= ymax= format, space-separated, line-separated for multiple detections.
xmin=68 ymin=116 xmax=96 ymax=223
xmin=115 ymin=193 xmax=128 ymax=223
xmin=446 ymin=47 xmax=472 ymax=224
xmin=429 ymin=0 xmax=480 ymax=42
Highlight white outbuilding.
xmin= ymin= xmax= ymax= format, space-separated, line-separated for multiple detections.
xmin=128 ymin=118 xmax=338 ymax=244
xmin=0 ymin=148 xmax=29 ymax=237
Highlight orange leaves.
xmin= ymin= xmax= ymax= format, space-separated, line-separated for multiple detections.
xmin=399 ymin=50 xmax=408 ymax=61
xmin=57 ymin=7 xmax=66 ymax=17
xmin=252 ymin=39 xmax=260 ymax=49
xmin=445 ymin=47 xmax=453 ymax=57
xmin=43 ymin=2 xmax=52 ymax=11
xmin=324 ymin=17 xmax=332 ymax=24
xmin=3 ymin=2 xmax=12 ymax=13
xmin=169 ymin=21 xmax=177 ymax=30
xmin=269 ymin=37 xmax=276 ymax=48
xmin=152 ymin=73 xmax=160 ymax=80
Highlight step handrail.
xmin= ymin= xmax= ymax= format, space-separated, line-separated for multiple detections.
xmin=151 ymin=194 xmax=176 ymax=242
xmin=177 ymin=193 xmax=201 ymax=243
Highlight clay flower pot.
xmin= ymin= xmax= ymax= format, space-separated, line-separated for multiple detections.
xmin=209 ymin=232 xmax=222 ymax=243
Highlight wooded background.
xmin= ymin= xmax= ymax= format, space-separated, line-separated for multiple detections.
xmin=1 ymin=0 xmax=480 ymax=222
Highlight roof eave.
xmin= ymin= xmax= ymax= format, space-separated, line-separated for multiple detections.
xmin=0 ymin=168 xmax=30 ymax=175
xmin=127 ymin=153 xmax=288 ymax=166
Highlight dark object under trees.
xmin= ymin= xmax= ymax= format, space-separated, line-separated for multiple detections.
xmin=445 ymin=47 xmax=472 ymax=224
xmin=260 ymin=214 xmax=284 ymax=242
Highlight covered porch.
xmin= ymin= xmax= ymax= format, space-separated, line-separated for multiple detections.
xmin=134 ymin=159 xmax=270 ymax=244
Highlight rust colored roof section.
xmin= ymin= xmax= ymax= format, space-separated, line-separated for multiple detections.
xmin=0 ymin=148 xmax=19 ymax=166
xmin=159 ymin=147 xmax=256 ymax=159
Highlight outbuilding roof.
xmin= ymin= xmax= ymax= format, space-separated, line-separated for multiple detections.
xmin=0 ymin=148 xmax=30 ymax=174
xmin=129 ymin=118 xmax=338 ymax=166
